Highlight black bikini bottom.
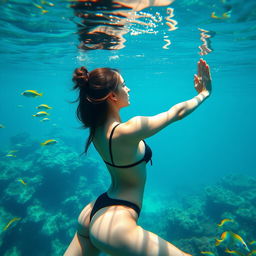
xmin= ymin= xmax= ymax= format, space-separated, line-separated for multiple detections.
xmin=89 ymin=192 xmax=141 ymax=222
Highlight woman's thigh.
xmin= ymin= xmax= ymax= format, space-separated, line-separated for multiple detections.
xmin=89 ymin=206 xmax=190 ymax=256
xmin=64 ymin=232 xmax=101 ymax=256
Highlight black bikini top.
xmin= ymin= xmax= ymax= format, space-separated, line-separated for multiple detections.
xmin=104 ymin=123 xmax=153 ymax=168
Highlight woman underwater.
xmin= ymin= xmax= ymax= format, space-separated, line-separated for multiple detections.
xmin=64 ymin=58 xmax=212 ymax=256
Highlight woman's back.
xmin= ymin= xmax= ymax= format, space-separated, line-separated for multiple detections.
xmin=92 ymin=122 xmax=151 ymax=208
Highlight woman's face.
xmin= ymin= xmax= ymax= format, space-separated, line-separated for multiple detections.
xmin=116 ymin=74 xmax=131 ymax=107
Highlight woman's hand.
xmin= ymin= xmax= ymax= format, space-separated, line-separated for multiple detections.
xmin=194 ymin=58 xmax=212 ymax=95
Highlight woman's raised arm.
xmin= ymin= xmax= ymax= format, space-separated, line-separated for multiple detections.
xmin=119 ymin=59 xmax=212 ymax=142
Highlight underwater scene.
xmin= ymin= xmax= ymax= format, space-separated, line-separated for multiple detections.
xmin=0 ymin=0 xmax=256 ymax=255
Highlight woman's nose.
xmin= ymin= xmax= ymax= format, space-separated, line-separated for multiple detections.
xmin=126 ymin=86 xmax=130 ymax=92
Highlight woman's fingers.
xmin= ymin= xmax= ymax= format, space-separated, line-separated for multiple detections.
xmin=198 ymin=58 xmax=208 ymax=77
xmin=200 ymin=59 xmax=211 ymax=81
xmin=206 ymin=64 xmax=212 ymax=79
xmin=202 ymin=60 xmax=207 ymax=74
xmin=198 ymin=60 xmax=202 ymax=77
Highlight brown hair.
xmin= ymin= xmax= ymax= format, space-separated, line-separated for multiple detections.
xmin=72 ymin=67 xmax=121 ymax=154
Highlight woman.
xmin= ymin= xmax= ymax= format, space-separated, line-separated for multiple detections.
xmin=64 ymin=58 xmax=212 ymax=256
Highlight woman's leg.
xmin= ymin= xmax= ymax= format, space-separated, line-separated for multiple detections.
xmin=128 ymin=225 xmax=191 ymax=256
xmin=89 ymin=206 xmax=191 ymax=256
xmin=64 ymin=232 xmax=101 ymax=256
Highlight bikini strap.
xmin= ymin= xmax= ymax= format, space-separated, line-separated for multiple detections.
xmin=109 ymin=123 xmax=120 ymax=165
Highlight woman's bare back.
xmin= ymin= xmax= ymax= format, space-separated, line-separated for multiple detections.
xmin=92 ymin=122 xmax=149 ymax=208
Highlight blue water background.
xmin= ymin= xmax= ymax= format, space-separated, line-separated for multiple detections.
xmin=0 ymin=1 xmax=256 ymax=255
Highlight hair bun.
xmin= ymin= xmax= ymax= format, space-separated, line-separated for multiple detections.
xmin=72 ymin=66 xmax=89 ymax=89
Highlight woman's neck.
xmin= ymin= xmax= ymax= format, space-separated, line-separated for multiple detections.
xmin=106 ymin=104 xmax=122 ymax=124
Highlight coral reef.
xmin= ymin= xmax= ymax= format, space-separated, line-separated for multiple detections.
xmin=140 ymin=174 xmax=256 ymax=256
xmin=1 ymin=132 xmax=255 ymax=256
xmin=0 ymin=133 xmax=109 ymax=255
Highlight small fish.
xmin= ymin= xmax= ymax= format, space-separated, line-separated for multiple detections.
xmin=33 ymin=3 xmax=43 ymax=9
xmin=17 ymin=179 xmax=27 ymax=185
xmin=216 ymin=231 xmax=250 ymax=252
xmin=201 ymin=251 xmax=215 ymax=256
xmin=9 ymin=150 xmax=18 ymax=153
xmin=41 ymin=139 xmax=58 ymax=146
xmin=40 ymin=118 xmax=50 ymax=122
xmin=249 ymin=241 xmax=256 ymax=245
xmin=217 ymin=218 xmax=234 ymax=227
xmin=225 ymin=249 xmax=244 ymax=256
xmin=211 ymin=11 xmax=231 ymax=19
xmin=33 ymin=111 xmax=49 ymax=117
xmin=223 ymin=11 xmax=232 ymax=19
xmin=6 ymin=150 xmax=18 ymax=157
xmin=5 ymin=150 xmax=18 ymax=157
xmin=33 ymin=3 xmax=49 ymax=14
xmin=3 ymin=217 xmax=21 ymax=231
xmin=21 ymin=90 xmax=43 ymax=97
xmin=36 ymin=104 xmax=52 ymax=110
xmin=40 ymin=0 xmax=54 ymax=6
xmin=6 ymin=154 xmax=16 ymax=157
xmin=0 ymin=124 xmax=5 ymax=128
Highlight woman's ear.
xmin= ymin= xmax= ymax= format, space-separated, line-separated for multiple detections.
xmin=107 ymin=92 xmax=118 ymax=102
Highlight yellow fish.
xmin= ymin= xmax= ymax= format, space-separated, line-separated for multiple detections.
xmin=201 ymin=251 xmax=215 ymax=256
xmin=33 ymin=111 xmax=49 ymax=117
xmin=0 ymin=124 xmax=5 ymax=128
xmin=33 ymin=3 xmax=43 ymax=9
xmin=40 ymin=118 xmax=50 ymax=122
xmin=17 ymin=179 xmax=27 ymax=185
xmin=21 ymin=90 xmax=43 ymax=97
xmin=36 ymin=104 xmax=52 ymax=110
xmin=3 ymin=217 xmax=21 ymax=231
xmin=40 ymin=0 xmax=54 ymax=6
xmin=223 ymin=11 xmax=232 ymax=19
xmin=249 ymin=241 xmax=256 ymax=245
xmin=216 ymin=231 xmax=250 ymax=252
xmin=41 ymin=139 xmax=58 ymax=146
xmin=211 ymin=11 xmax=231 ymax=19
xmin=217 ymin=218 xmax=234 ymax=227
xmin=225 ymin=249 xmax=244 ymax=256
xmin=6 ymin=154 xmax=16 ymax=157
xmin=6 ymin=150 xmax=18 ymax=157
xmin=9 ymin=150 xmax=18 ymax=153
xmin=6 ymin=153 xmax=16 ymax=157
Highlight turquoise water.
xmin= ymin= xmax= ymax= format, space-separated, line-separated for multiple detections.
xmin=0 ymin=0 xmax=256 ymax=255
